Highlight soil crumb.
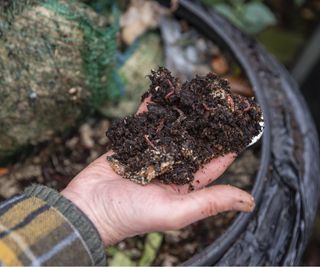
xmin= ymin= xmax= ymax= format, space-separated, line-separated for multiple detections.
xmin=106 ymin=67 xmax=263 ymax=185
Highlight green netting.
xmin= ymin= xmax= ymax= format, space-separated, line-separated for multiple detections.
xmin=0 ymin=1 xmax=40 ymax=19
xmin=0 ymin=0 xmax=119 ymax=158
xmin=43 ymin=0 xmax=120 ymax=105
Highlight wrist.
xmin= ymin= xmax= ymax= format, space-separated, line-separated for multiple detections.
xmin=60 ymin=185 xmax=121 ymax=246
xmin=60 ymin=186 xmax=111 ymax=246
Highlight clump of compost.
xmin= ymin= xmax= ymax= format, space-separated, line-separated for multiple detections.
xmin=106 ymin=67 xmax=263 ymax=185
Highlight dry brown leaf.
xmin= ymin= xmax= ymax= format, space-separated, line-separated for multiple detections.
xmin=0 ymin=168 xmax=8 ymax=177
xmin=120 ymin=0 xmax=168 ymax=45
xmin=226 ymin=76 xmax=254 ymax=97
xmin=211 ymin=55 xmax=229 ymax=75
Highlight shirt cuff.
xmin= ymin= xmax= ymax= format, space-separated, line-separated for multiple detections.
xmin=24 ymin=184 xmax=106 ymax=266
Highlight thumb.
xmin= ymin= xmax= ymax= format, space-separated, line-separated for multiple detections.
xmin=162 ymin=185 xmax=255 ymax=230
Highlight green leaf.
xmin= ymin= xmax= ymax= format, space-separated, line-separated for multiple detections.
xmin=139 ymin=233 xmax=163 ymax=266
xmin=214 ymin=4 xmax=244 ymax=29
xmin=213 ymin=2 xmax=276 ymax=34
xmin=106 ymin=246 xmax=118 ymax=256
xmin=294 ymin=0 xmax=305 ymax=6
xmin=256 ymin=27 xmax=304 ymax=64
xmin=109 ymin=250 xmax=134 ymax=266
xmin=242 ymin=3 xmax=277 ymax=34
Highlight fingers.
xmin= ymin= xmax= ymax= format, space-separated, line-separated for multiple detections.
xmin=191 ymin=153 xmax=236 ymax=190
xmin=161 ymin=185 xmax=255 ymax=230
xmin=136 ymin=95 xmax=152 ymax=114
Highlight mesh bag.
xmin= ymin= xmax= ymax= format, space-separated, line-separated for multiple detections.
xmin=0 ymin=0 xmax=119 ymax=159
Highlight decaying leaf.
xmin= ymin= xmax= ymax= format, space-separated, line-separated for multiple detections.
xmin=139 ymin=233 xmax=163 ymax=266
xmin=120 ymin=0 xmax=168 ymax=45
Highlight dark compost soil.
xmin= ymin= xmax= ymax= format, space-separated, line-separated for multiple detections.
xmin=106 ymin=67 xmax=262 ymax=185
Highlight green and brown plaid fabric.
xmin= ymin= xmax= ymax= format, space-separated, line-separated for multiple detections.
xmin=0 ymin=185 xmax=106 ymax=266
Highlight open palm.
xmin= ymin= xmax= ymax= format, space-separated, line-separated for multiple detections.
xmin=62 ymin=150 xmax=254 ymax=246
xmin=61 ymin=99 xmax=255 ymax=246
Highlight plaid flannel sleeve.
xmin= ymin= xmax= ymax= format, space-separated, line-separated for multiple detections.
xmin=0 ymin=184 xmax=106 ymax=266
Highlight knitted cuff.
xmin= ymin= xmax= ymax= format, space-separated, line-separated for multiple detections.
xmin=25 ymin=184 xmax=106 ymax=266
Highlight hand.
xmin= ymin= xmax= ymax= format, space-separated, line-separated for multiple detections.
xmin=61 ymin=100 xmax=255 ymax=246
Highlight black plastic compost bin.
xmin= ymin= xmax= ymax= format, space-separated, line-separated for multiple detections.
xmin=157 ymin=0 xmax=320 ymax=265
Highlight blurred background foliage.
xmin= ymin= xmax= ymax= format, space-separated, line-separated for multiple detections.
xmin=203 ymin=0 xmax=318 ymax=66
xmin=203 ymin=0 xmax=278 ymax=34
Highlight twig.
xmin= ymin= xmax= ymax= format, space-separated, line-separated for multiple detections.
xmin=156 ymin=119 xmax=165 ymax=133
xmin=144 ymin=135 xmax=157 ymax=150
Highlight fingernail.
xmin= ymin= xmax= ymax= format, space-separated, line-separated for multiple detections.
xmin=234 ymin=197 xmax=255 ymax=212
xmin=248 ymin=198 xmax=256 ymax=211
